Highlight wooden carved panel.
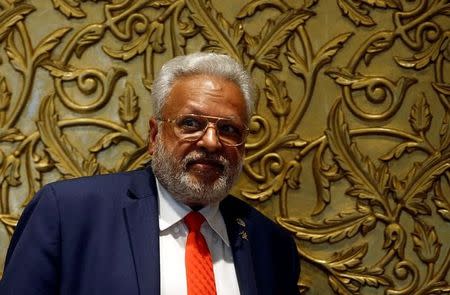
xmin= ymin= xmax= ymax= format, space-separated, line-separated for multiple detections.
xmin=0 ymin=0 xmax=449 ymax=294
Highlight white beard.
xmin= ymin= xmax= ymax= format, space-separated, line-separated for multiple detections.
xmin=151 ymin=133 xmax=243 ymax=206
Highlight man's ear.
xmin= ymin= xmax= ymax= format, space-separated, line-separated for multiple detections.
xmin=148 ymin=117 xmax=159 ymax=155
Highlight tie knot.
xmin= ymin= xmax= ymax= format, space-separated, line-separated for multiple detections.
xmin=184 ymin=211 xmax=205 ymax=232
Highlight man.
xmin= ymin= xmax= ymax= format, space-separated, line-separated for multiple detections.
xmin=0 ymin=52 xmax=300 ymax=294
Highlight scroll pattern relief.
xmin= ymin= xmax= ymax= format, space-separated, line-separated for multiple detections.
xmin=0 ymin=0 xmax=449 ymax=294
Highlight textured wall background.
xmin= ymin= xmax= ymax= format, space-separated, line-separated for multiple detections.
xmin=0 ymin=0 xmax=449 ymax=294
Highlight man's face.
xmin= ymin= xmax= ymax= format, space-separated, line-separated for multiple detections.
xmin=149 ymin=74 xmax=247 ymax=207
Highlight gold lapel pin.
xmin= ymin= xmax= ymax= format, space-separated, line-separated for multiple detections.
xmin=236 ymin=218 xmax=246 ymax=227
xmin=239 ymin=230 xmax=248 ymax=240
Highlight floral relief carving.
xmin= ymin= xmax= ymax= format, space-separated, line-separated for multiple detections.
xmin=0 ymin=0 xmax=448 ymax=293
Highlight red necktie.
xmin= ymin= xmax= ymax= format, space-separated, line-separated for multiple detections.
xmin=184 ymin=211 xmax=217 ymax=295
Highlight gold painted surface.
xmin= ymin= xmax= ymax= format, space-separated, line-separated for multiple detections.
xmin=0 ymin=0 xmax=449 ymax=294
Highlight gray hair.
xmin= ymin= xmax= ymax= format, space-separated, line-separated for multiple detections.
xmin=151 ymin=52 xmax=255 ymax=121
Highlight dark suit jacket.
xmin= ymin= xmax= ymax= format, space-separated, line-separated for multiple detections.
xmin=0 ymin=167 xmax=300 ymax=295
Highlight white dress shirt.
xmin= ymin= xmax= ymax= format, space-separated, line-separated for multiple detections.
xmin=157 ymin=180 xmax=241 ymax=295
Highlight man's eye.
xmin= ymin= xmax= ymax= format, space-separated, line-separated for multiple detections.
xmin=179 ymin=117 xmax=203 ymax=130
xmin=219 ymin=123 xmax=241 ymax=137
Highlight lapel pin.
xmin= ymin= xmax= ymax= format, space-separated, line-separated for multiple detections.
xmin=236 ymin=218 xmax=246 ymax=227
xmin=239 ymin=230 xmax=248 ymax=240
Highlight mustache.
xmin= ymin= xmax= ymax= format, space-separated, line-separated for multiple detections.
xmin=182 ymin=150 xmax=229 ymax=167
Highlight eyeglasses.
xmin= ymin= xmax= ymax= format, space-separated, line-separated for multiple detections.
xmin=158 ymin=114 xmax=248 ymax=146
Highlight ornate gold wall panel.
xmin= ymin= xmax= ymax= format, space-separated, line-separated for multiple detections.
xmin=0 ymin=0 xmax=449 ymax=294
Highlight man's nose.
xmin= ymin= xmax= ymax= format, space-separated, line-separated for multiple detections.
xmin=196 ymin=125 xmax=222 ymax=151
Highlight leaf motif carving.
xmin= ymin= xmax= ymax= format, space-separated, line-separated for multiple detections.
xmin=311 ymin=146 xmax=342 ymax=215
xmin=404 ymin=192 xmax=431 ymax=215
xmin=401 ymin=152 xmax=450 ymax=220
xmin=264 ymin=73 xmax=291 ymax=118
xmin=34 ymin=151 xmax=54 ymax=173
xmin=361 ymin=0 xmax=402 ymax=9
xmin=427 ymin=283 xmax=450 ymax=295
xmin=74 ymin=24 xmax=107 ymax=58
xmin=0 ymin=3 xmax=35 ymax=42
xmin=0 ymin=214 xmax=19 ymax=236
xmin=285 ymin=37 xmax=307 ymax=77
xmin=337 ymin=0 xmax=375 ymax=27
xmin=411 ymin=219 xmax=441 ymax=263
xmin=327 ymin=245 xmax=392 ymax=294
xmin=33 ymin=27 xmax=72 ymax=65
xmin=329 ymin=275 xmax=357 ymax=295
xmin=0 ymin=77 xmax=12 ymax=112
xmin=0 ymin=128 xmax=25 ymax=142
xmin=52 ymin=0 xmax=86 ymax=19
xmin=251 ymin=9 xmax=314 ymax=71
xmin=439 ymin=110 xmax=450 ymax=151
xmin=37 ymin=94 xmax=100 ymax=178
xmin=0 ymin=154 xmax=21 ymax=186
xmin=170 ymin=9 xmax=196 ymax=56
xmin=82 ymin=154 xmax=104 ymax=175
xmin=330 ymin=270 xmax=391 ymax=294
xmin=41 ymin=61 xmax=80 ymax=80
xmin=6 ymin=31 xmax=26 ymax=73
xmin=403 ymin=162 xmax=422 ymax=189
xmin=186 ymin=0 xmax=243 ymax=61
xmin=285 ymin=160 xmax=302 ymax=189
xmin=314 ymin=32 xmax=353 ymax=68
xmin=116 ymin=146 xmax=152 ymax=172
xmin=363 ymin=32 xmax=394 ymax=65
xmin=395 ymin=33 xmax=450 ymax=70
xmin=277 ymin=204 xmax=377 ymax=243
xmin=441 ymin=4 xmax=450 ymax=15
xmin=328 ymin=244 xmax=368 ymax=271
xmin=433 ymin=82 xmax=450 ymax=96
xmin=281 ymin=139 xmax=308 ymax=148
xmin=326 ymin=68 xmax=367 ymax=86
xmin=379 ymin=141 xmax=419 ymax=161
xmin=119 ymin=82 xmax=140 ymax=123
xmin=0 ymin=214 xmax=18 ymax=227
xmin=409 ymin=94 xmax=432 ymax=133
xmin=146 ymin=0 xmax=174 ymax=8
xmin=21 ymin=148 xmax=49 ymax=206
xmin=89 ymin=132 xmax=123 ymax=153
xmin=433 ymin=179 xmax=450 ymax=222
xmin=149 ymin=21 xmax=165 ymax=53
xmin=325 ymin=101 xmax=387 ymax=206
xmin=286 ymin=32 xmax=353 ymax=77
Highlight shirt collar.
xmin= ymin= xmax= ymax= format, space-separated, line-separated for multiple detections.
xmin=156 ymin=178 xmax=230 ymax=246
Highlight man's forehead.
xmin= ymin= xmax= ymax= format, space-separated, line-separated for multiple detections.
xmin=171 ymin=73 xmax=239 ymax=88
xmin=162 ymin=74 xmax=246 ymax=117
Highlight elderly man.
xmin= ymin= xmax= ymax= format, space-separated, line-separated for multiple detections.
xmin=0 ymin=53 xmax=300 ymax=295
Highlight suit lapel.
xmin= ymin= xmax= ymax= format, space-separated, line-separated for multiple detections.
xmin=123 ymin=168 xmax=160 ymax=295
xmin=221 ymin=197 xmax=258 ymax=295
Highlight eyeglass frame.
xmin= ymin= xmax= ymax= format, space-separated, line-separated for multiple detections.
xmin=156 ymin=113 xmax=249 ymax=147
